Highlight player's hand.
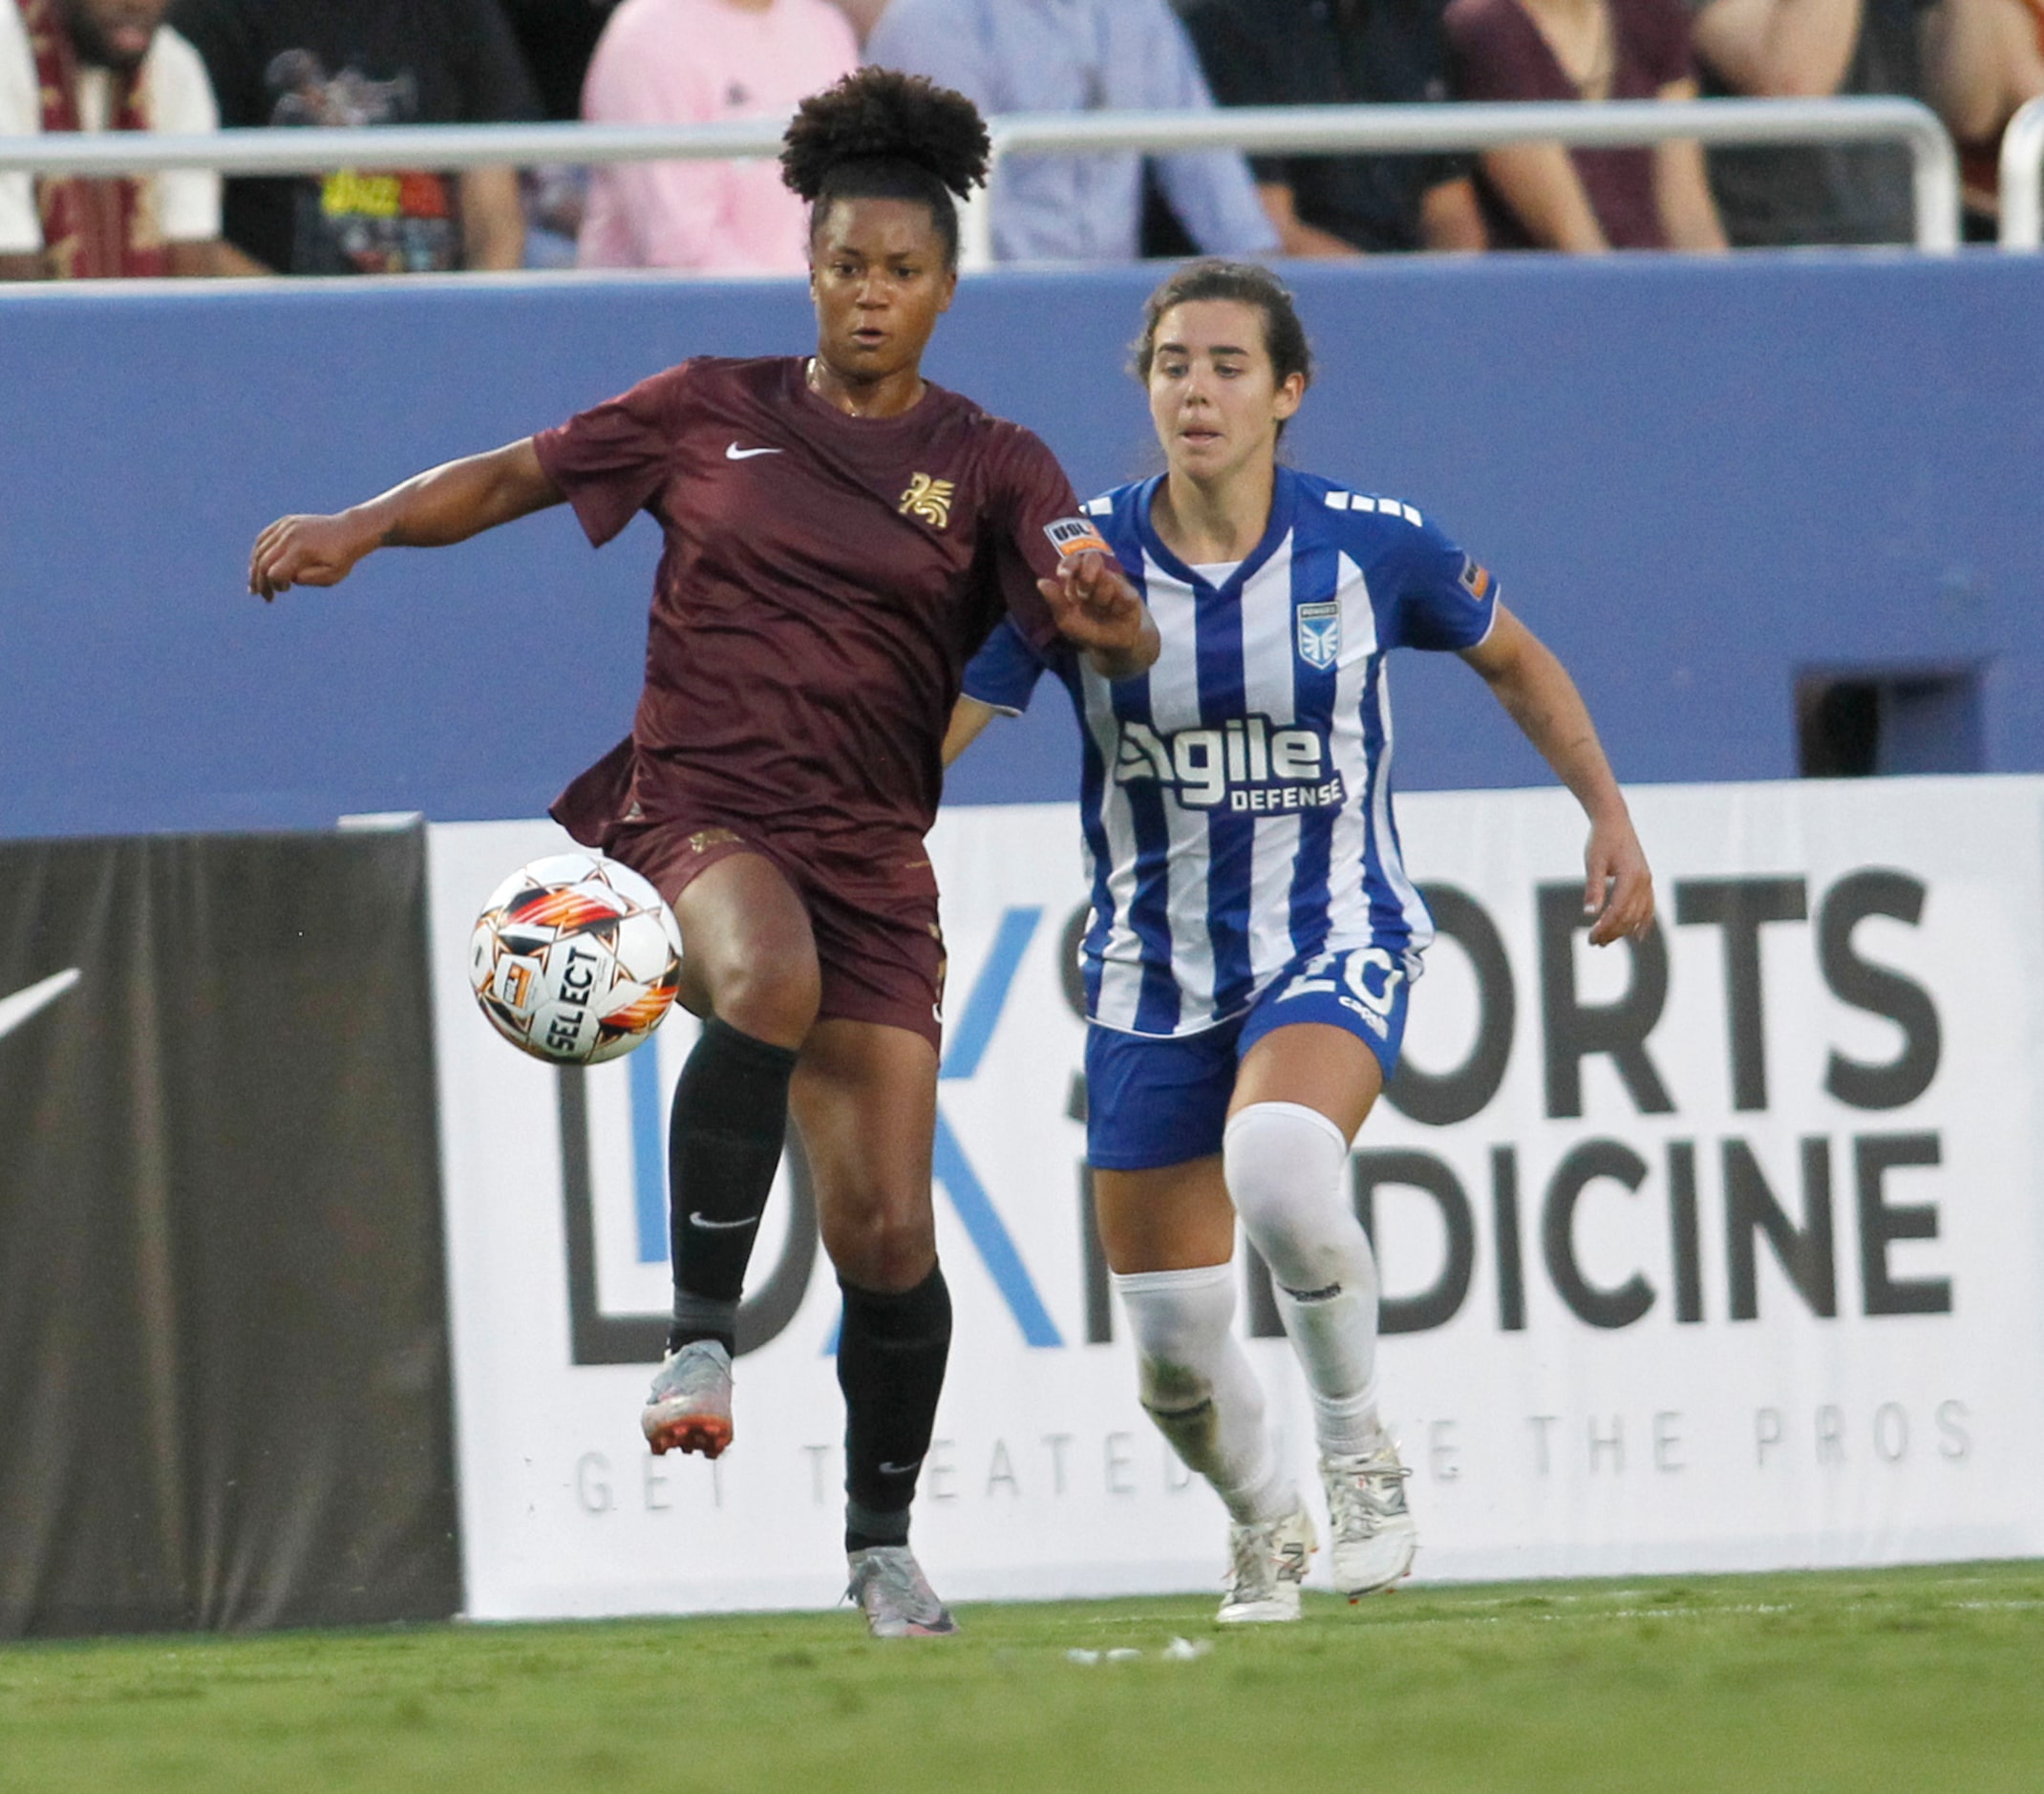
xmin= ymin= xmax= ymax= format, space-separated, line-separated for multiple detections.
xmin=248 ymin=512 xmax=378 ymax=602
xmin=1583 ymin=812 xmax=1654 ymax=946
xmin=1039 ymin=551 xmax=1157 ymax=679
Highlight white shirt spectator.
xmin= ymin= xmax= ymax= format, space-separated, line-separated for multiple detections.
xmin=0 ymin=2 xmax=221 ymax=256
xmin=864 ymin=0 xmax=1280 ymax=262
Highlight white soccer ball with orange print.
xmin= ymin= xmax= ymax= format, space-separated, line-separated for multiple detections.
xmin=468 ymin=852 xmax=684 ymax=1064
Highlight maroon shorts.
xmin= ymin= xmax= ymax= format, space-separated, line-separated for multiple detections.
xmin=554 ymin=744 xmax=946 ymax=1050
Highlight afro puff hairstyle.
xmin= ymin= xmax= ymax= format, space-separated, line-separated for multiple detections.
xmin=780 ymin=69 xmax=990 ymax=268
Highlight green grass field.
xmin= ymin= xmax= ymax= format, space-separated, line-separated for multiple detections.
xmin=4 ymin=1563 xmax=2041 ymax=1793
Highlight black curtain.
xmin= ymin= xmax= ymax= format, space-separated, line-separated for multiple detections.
xmin=0 ymin=829 xmax=459 ymax=1634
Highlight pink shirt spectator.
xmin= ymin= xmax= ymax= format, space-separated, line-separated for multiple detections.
xmin=577 ymin=0 xmax=858 ymax=272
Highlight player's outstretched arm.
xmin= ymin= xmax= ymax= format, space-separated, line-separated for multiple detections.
xmin=249 ymin=438 xmax=564 ymax=601
xmin=1038 ymin=551 xmax=1160 ymax=681
xmin=1461 ymin=603 xmax=1655 ymax=945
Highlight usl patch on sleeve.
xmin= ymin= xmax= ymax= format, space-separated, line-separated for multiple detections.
xmin=1458 ymin=554 xmax=1493 ymax=601
xmin=1045 ymin=516 xmax=1111 ymax=560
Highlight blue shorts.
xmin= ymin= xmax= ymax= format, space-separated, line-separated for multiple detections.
xmin=1083 ymin=945 xmax=1413 ymax=1171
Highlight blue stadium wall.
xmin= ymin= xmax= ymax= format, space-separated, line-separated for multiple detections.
xmin=2 ymin=252 xmax=2038 ymax=838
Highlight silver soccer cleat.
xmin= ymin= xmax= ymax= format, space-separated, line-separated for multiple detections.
xmin=641 ymin=1339 xmax=734 ymax=1459
xmin=846 ymin=1546 xmax=959 ymax=1639
xmin=1216 ymin=1501 xmax=1316 ymax=1625
xmin=1321 ymin=1439 xmax=1417 ymax=1598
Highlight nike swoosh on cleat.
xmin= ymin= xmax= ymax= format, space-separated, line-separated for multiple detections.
xmin=688 ymin=1211 xmax=758 ymax=1230
xmin=725 ymin=443 xmax=782 ymax=459
xmin=0 ymin=968 xmax=81 ymax=1042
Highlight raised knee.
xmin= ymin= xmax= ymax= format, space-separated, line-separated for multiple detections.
xmin=711 ymin=952 xmax=820 ymax=1046
xmin=1224 ymin=1104 xmax=1348 ymax=1229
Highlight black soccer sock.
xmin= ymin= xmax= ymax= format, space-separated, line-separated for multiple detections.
xmin=838 ymin=1266 xmax=952 ymax=1552
xmin=666 ymin=1016 xmax=799 ymax=1356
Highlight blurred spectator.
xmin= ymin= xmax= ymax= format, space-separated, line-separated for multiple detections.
xmin=863 ymin=0 xmax=1280 ymax=262
xmin=1445 ymin=0 xmax=1727 ymax=248
xmin=828 ymin=0 xmax=890 ymax=39
xmin=1 ymin=0 xmax=241 ymax=278
xmin=522 ymin=161 xmax=586 ymax=267
xmin=500 ymin=0 xmax=619 ymax=121
xmin=494 ymin=2 xmax=624 ymax=266
xmin=577 ymin=0 xmax=857 ymax=271
xmin=1176 ymin=0 xmax=1486 ymax=253
xmin=1686 ymin=0 xmax=1959 ymax=245
xmin=1923 ymin=0 xmax=2044 ymax=232
xmin=170 ymin=0 xmax=541 ymax=273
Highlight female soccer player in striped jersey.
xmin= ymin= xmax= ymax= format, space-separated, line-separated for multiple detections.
xmin=247 ymin=71 xmax=1156 ymax=1639
xmin=947 ymin=259 xmax=1654 ymax=1623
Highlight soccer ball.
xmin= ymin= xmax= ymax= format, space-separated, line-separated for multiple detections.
xmin=468 ymin=852 xmax=684 ymax=1064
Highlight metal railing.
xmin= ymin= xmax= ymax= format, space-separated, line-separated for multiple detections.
xmin=972 ymin=98 xmax=1960 ymax=262
xmin=0 ymin=117 xmax=792 ymax=179
xmin=1998 ymin=95 xmax=2044 ymax=249
xmin=0 ymin=97 xmax=1962 ymax=270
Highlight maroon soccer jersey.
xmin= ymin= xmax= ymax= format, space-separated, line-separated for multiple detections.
xmin=534 ymin=355 xmax=1075 ymax=849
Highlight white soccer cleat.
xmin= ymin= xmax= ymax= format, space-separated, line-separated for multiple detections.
xmin=641 ymin=1339 xmax=734 ymax=1458
xmin=1321 ymin=1439 xmax=1417 ymax=1598
xmin=846 ymin=1546 xmax=959 ymax=1638
xmin=1216 ymin=1501 xmax=1316 ymax=1625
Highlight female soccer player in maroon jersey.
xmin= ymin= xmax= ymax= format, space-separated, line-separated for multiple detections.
xmin=248 ymin=69 xmax=1157 ymax=1638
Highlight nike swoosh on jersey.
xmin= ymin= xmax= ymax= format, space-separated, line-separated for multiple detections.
xmin=688 ymin=1211 xmax=758 ymax=1230
xmin=0 ymin=967 xmax=80 ymax=1042
xmin=725 ymin=443 xmax=782 ymax=459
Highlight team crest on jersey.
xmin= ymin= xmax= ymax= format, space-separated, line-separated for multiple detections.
xmin=1458 ymin=554 xmax=1492 ymax=601
xmin=899 ymin=473 xmax=956 ymax=528
xmin=1296 ymin=600 xmax=1341 ymax=670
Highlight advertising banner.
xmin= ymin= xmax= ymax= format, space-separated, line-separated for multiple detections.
xmin=427 ymin=777 xmax=2044 ymax=1618
xmin=0 ymin=830 xmax=458 ymax=1635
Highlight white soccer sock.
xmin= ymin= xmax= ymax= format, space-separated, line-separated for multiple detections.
xmin=1113 ymin=1263 xmax=1294 ymax=1526
xmin=1224 ymin=1101 xmax=1386 ymax=1458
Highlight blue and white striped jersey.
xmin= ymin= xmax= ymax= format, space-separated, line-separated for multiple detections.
xmin=964 ymin=466 xmax=1499 ymax=1037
